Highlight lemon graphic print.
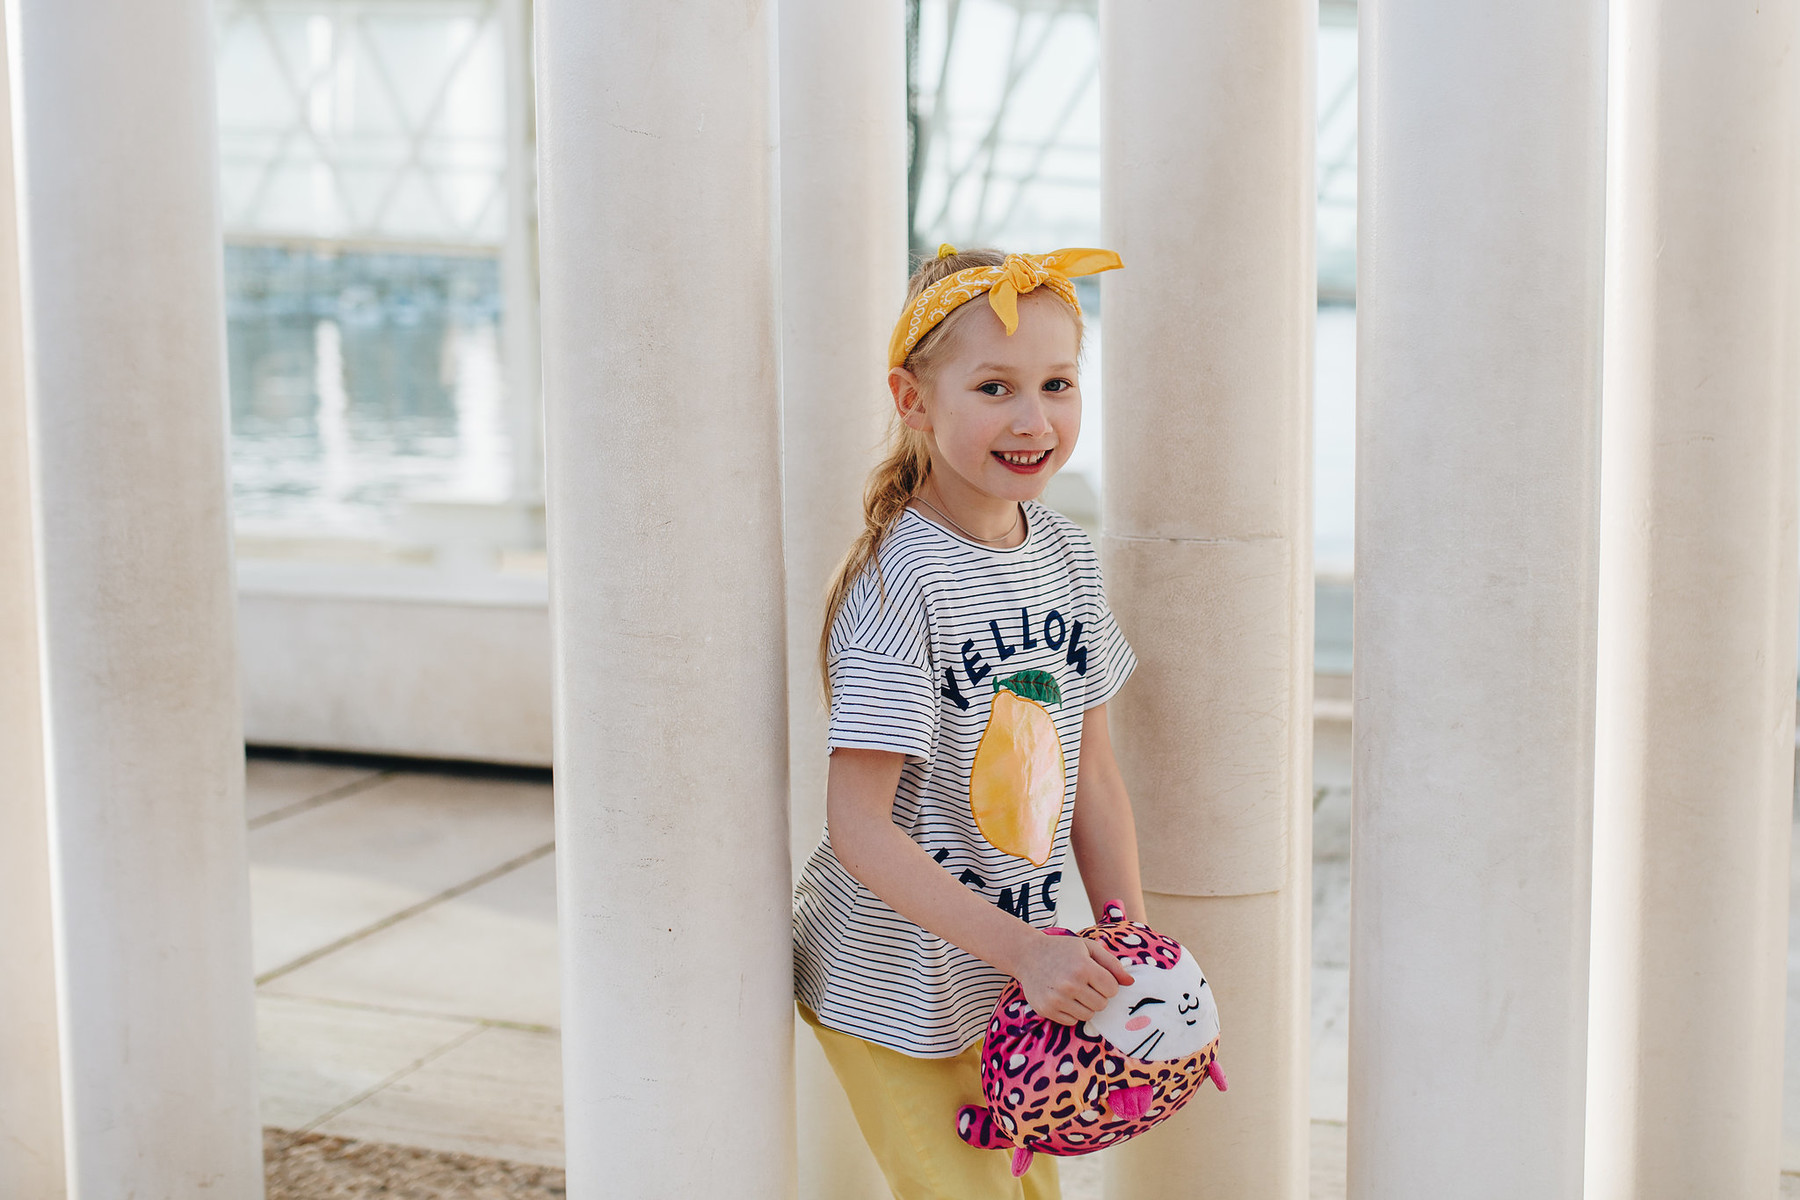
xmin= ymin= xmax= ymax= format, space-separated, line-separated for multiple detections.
xmin=969 ymin=670 xmax=1066 ymax=866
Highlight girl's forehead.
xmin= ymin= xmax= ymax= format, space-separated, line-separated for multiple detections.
xmin=942 ymin=295 xmax=1080 ymax=370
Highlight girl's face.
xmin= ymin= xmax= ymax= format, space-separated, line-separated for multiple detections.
xmin=891 ymin=291 xmax=1082 ymax=509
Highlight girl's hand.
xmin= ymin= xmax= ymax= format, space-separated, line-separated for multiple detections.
xmin=1013 ymin=932 xmax=1135 ymax=1026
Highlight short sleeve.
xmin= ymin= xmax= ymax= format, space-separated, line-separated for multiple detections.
xmin=1071 ymin=539 xmax=1136 ymax=710
xmin=827 ymin=646 xmax=938 ymax=763
xmin=1080 ymin=601 xmax=1137 ymax=710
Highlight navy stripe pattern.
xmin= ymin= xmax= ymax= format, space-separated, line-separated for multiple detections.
xmin=793 ymin=501 xmax=1136 ymax=1057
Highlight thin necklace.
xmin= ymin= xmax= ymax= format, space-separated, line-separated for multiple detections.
xmin=913 ymin=493 xmax=1023 ymax=546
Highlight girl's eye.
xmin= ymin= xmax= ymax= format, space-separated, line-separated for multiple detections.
xmin=978 ymin=381 xmax=1007 ymax=396
xmin=1044 ymin=378 xmax=1073 ymax=393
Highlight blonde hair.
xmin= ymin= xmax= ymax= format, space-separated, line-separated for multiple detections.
xmin=818 ymin=247 xmax=1086 ymax=700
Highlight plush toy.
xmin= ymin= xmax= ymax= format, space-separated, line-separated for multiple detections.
xmin=955 ymin=901 xmax=1226 ymax=1176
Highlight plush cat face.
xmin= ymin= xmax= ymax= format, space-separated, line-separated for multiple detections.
xmin=1082 ymin=946 xmax=1219 ymax=1061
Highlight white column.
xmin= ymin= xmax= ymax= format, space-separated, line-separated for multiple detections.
xmin=8 ymin=0 xmax=263 ymax=1194
xmin=0 ymin=10 xmax=61 ymax=1192
xmin=1099 ymin=1 xmax=1314 ymax=1195
xmin=499 ymin=0 xmax=541 ymax=512
xmin=535 ymin=2 xmax=794 ymax=1197
xmin=777 ymin=3 xmax=905 ymax=1198
xmin=1585 ymin=2 xmax=1799 ymax=1195
xmin=1350 ymin=2 xmax=1607 ymax=1196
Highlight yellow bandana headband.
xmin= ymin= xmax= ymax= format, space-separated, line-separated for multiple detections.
xmin=887 ymin=244 xmax=1124 ymax=368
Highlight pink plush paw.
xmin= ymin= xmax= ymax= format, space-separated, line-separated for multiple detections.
xmin=955 ymin=1104 xmax=1013 ymax=1151
xmin=1011 ymin=1147 xmax=1034 ymax=1177
xmin=1108 ymin=1083 xmax=1153 ymax=1120
xmin=1207 ymin=1060 xmax=1229 ymax=1092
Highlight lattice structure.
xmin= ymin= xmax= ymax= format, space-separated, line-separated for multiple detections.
xmin=910 ymin=0 xmax=1102 ymax=254
xmin=909 ymin=0 xmax=1359 ymax=296
xmin=215 ymin=0 xmax=507 ymax=247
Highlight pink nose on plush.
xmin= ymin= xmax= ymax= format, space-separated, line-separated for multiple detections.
xmin=1124 ymin=1015 xmax=1151 ymax=1031
xmin=1108 ymin=1083 xmax=1153 ymax=1120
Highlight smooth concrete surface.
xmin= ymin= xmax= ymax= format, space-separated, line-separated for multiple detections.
xmin=1791 ymin=813 xmax=1800 ymax=1179
xmin=11 ymin=0 xmax=263 ymax=1193
xmin=257 ymin=995 xmax=479 ymax=1134
xmin=248 ymin=772 xmax=554 ymax=978
xmin=1101 ymin=0 xmax=1315 ymax=1194
xmin=778 ymin=4 xmax=906 ymax=1197
xmin=1102 ymin=537 xmax=1297 ymax=894
xmin=1586 ymin=2 xmax=1800 ymax=1194
xmin=534 ymin=1 xmax=795 ymax=1195
xmin=0 ymin=12 xmax=61 ymax=1191
xmin=1352 ymin=2 xmax=1607 ymax=1196
xmin=778 ymin=0 xmax=906 ymax=874
xmin=315 ymin=1025 xmax=565 ymax=1166
xmin=245 ymin=757 xmax=389 ymax=825
xmin=265 ymin=852 xmax=560 ymax=1029
xmin=239 ymin=563 xmax=552 ymax=767
xmin=249 ymin=762 xmax=561 ymax=1166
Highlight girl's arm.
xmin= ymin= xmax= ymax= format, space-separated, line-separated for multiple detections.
xmin=1069 ymin=703 xmax=1147 ymax=923
xmin=827 ymin=746 xmax=1131 ymax=1025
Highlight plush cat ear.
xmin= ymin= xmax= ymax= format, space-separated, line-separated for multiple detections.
xmin=1102 ymin=900 xmax=1127 ymax=922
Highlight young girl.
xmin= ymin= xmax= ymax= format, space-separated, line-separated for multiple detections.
xmin=793 ymin=245 xmax=1146 ymax=1199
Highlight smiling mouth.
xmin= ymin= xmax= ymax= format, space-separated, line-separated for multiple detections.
xmin=994 ymin=449 xmax=1051 ymax=473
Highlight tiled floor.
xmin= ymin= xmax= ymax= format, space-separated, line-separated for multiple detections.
xmin=248 ymin=738 xmax=1800 ymax=1198
xmin=249 ymin=758 xmax=563 ymax=1169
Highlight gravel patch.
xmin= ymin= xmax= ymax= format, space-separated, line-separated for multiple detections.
xmin=265 ymin=1129 xmax=565 ymax=1199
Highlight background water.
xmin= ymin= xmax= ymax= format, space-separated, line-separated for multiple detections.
xmin=226 ymin=243 xmax=513 ymax=534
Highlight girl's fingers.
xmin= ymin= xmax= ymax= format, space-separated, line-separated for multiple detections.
xmin=1089 ymin=943 xmax=1135 ymax=986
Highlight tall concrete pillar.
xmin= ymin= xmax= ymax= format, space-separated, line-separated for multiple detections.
xmin=499 ymin=0 xmax=541 ymax=511
xmin=1350 ymin=2 xmax=1607 ymax=1196
xmin=7 ymin=0 xmax=263 ymax=1194
xmin=777 ymin=3 xmax=905 ymax=1198
xmin=1585 ymin=2 xmax=1799 ymax=1194
xmin=535 ymin=2 xmax=794 ymax=1196
xmin=0 ymin=13 xmax=62 ymax=1194
xmin=1100 ymin=1 xmax=1315 ymax=1194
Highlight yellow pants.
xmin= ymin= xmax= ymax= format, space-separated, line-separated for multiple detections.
xmin=801 ymin=1005 xmax=1062 ymax=1200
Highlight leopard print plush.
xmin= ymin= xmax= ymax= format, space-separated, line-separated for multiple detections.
xmin=955 ymin=901 xmax=1225 ymax=1175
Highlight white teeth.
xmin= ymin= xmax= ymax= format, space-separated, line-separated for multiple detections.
xmin=999 ymin=450 xmax=1047 ymax=465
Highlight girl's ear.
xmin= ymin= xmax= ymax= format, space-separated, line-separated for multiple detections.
xmin=890 ymin=366 xmax=931 ymax=432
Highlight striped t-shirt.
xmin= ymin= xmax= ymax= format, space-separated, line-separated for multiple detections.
xmin=793 ymin=500 xmax=1136 ymax=1057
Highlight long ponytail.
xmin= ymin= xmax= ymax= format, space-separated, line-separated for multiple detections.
xmin=817 ymin=427 xmax=931 ymax=703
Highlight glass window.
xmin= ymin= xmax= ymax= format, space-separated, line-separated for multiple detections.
xmin=215 ymin=0 xmax=524 ymax=538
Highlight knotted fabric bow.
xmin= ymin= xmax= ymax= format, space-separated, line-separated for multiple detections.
xmin=887 ymin=246 xmax=1123 ymax=368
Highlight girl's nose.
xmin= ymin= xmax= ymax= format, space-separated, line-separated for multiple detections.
xmin=1012 ymin=399 xmax=1052 ymax=437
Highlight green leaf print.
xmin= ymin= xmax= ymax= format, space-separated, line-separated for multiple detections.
xmin=993 ymin=670 xmax=1061 ymax=707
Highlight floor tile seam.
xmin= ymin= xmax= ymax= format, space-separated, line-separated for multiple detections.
xmin=248 ymin=769 xmax=399 ymax=831
xmin=253 ymin=839 xmax=558 ymax=987
xmin=290 ymin=1022 xmax=491 ymax=1138
xmin=257 ymin=989 xmax=559 ymax=1036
